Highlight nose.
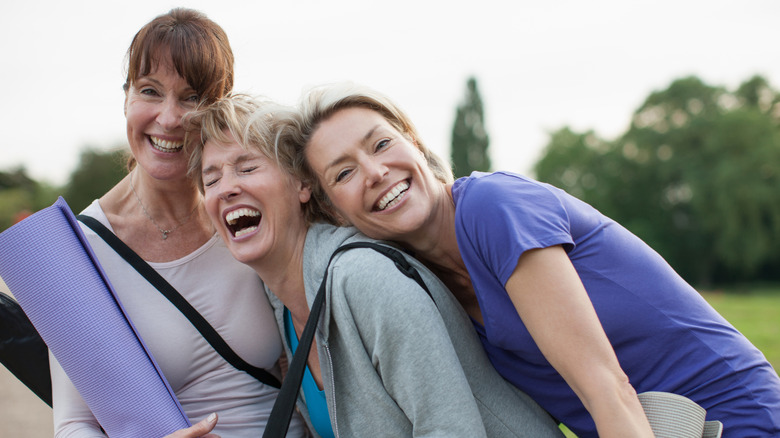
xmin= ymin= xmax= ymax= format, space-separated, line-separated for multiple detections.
xmin=217 ymin=171 xmax=242 ymax=200
xmin=363 ymin=156 xmax=389 ymax=188
xmin=158 ymin=97 xmax=185 ymax=131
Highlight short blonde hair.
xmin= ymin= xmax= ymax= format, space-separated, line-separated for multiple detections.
xmin=184 ymin=94 xmax=334 ymax=225
xmin=279 ymin=82 xmax=454 ymax=224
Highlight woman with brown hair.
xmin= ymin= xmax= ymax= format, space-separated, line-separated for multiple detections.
xmin=50 ymin=9 xmax=304 ymax=437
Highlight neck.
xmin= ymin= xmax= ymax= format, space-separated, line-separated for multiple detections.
xmin=398 ymin=183 xmax=464 ymax=273
xmin=130 ymin=168 xmax=201 ymax=217
xmin=252 ymin=226 xmax=310 ymax=319
xmin=393 ymin=183 xmax=478 ymax=317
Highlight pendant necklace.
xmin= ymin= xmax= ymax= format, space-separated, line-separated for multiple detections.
xmin=129 ymin=173 xmax=200 ymax=240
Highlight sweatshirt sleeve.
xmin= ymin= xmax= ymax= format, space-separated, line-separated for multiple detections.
xmin=330 ymin=249 xmax=488 ymax=438
xmin=50 ymin=352 xmax=106 ymax=438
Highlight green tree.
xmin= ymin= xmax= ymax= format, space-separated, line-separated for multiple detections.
xmin=63 ymin=146 xmax=128 ymax=213
xmin=535 ymin=75 xmax=780 ymax=286
xmin=451 ymin=77 xmax=491 ymax=177
xmin=0 ymin=167 xmax=59 ymax=231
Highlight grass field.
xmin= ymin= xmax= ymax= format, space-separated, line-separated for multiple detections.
xmin=701 ymin=288 xmax=780 ymax=368
xmin=560 ymin=287 xmax=780 ymax=437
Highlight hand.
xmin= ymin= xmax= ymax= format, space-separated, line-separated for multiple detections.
xmin=163 ymin=413 xmax=220 ymax=438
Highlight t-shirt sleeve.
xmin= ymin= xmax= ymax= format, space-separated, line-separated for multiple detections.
xmin=454 ymin=173 xmax=574 ymax=285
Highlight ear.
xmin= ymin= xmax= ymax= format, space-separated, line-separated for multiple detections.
xmin=123 ymin=90 xmax=129 ymax=117
xmin=297 ymin=180 xmax=312 ymax=204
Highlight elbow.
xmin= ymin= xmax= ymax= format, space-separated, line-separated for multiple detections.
xmin=578 ymin=368 xmax=638 ymax=414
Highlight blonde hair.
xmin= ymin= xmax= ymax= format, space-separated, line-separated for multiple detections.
xmin=279 ymin=82 xmax=454 ymax=224
xmin=184 ymin=94 xmax=335 ymax=225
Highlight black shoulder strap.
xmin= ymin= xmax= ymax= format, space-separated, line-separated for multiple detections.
xmin=77 ymin=214 xmax=281 ymax=389
xmin=263 ymin=241 xmax=431 ymax=437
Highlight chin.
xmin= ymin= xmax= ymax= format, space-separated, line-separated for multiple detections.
xmin=234 ymin=253 xmax=261 ymax=267
xmin=225 ymin=244 xmax=258 ymax=265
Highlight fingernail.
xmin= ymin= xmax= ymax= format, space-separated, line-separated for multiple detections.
xmin=206 ymin=413 xmax=217 ymax=423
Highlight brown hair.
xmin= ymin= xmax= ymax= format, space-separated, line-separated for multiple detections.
xmin=123 ymin=8 xmax=234 ymax=170
xmin=280 ymin=82 xmax=454 ymax=224
xmin=124 ymin=8 xmax=233 ymax=103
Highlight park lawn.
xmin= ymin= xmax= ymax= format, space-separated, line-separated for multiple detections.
xmin=559 ymin=287 xmax=780 ymax=437
xmin=701 ymin=288 xmax=780 ymax=368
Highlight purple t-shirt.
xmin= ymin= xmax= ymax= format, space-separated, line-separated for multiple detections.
xmin=452 ymin=171 xmax=780 ymax=438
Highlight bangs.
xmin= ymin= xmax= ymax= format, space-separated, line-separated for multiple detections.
xmin=126 ymin=15 xmax=233 ymax=103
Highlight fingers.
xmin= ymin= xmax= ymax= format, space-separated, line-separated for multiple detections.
xmin=163 ymin=413 xmax=219 ymax=438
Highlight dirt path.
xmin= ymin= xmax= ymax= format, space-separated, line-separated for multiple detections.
xmin=0 ymin=364 xmax=52 ymax=438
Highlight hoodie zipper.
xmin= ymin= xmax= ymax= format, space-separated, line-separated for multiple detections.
xmin=323 ymin=343 xmax=339 ymax=437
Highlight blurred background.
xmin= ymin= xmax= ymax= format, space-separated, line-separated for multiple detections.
xmin=2 ymin=1 xmax=779 ymax=436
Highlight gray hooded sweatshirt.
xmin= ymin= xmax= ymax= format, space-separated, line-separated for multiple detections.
xmin=265 ymin=223 xmax=562 ymax=437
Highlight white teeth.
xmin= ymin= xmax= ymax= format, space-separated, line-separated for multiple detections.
xmin=377 ymin=181 xmax=410 ymax=211
xmin=150 ymin=136 xmax=184 ymax=152
xmin=234 ymin=226 xmax=258 ymax=238
xmin=226 ymin=208 xmax=260 ymax=225
xmin=226 ymin=208 xmax=261 ymax=239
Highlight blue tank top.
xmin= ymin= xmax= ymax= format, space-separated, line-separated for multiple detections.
xmin=283 ymin=308 xmax=335 ymax=438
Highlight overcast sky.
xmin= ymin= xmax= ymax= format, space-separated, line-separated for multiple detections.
xmin=2 ymin=0 xmax=779 ymax=186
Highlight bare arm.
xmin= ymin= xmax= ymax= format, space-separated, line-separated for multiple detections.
xmin=505 ymin=245 xmax=653 ymax=438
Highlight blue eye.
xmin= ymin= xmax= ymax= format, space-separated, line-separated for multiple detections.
xmin=335 ymin=169 xmax=352 ymax=182
xmin=376 ymin=139 xmax=390 ymax=151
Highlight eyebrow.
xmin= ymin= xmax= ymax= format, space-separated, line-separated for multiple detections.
xmin=201 ymin=163 xmax=219 ymax=177
xmin=135 ymin=75 xmax=162 ymax=88
xmin=323 ymin=124 xmax=380 ymax=171
xmin=202 ymin=153 xmax=258 ymax=176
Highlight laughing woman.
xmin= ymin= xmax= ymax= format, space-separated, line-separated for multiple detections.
xmin=50 ymin=9 xmax=305 ymax=438
xmin=185 ymin=94 xmax=563 ymax=437
xmin=284 ymin=82 xmax=780 ymax=438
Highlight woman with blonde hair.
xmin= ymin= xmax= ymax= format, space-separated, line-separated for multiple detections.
xmin=288 ymin=82 xmax=780 ymax=438
xmin=184 ymin=93 xmax=563 ymax=437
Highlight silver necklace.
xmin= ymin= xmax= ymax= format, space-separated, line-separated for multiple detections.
xmin=129 ymin=174 xmax=200 ymax=240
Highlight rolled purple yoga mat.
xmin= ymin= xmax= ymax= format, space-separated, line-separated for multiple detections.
xmin=0 ymin=197 xmax=190 ymax=437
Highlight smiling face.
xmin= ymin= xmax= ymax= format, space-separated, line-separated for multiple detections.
xmin=124 ymin=60 xmax=199 ymax=181
xmin=201 ymin=133 xmax=311 ymax=267
xmin=305 ymin=107 xmax=444 ymax=242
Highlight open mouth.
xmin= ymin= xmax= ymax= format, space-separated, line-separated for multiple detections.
xmin=225 ymin=207 xmax=261 ymax=238
xmin=374 ymin=180 xmax=410 ymax=211
xmin=150 ymin=135 xmax=184 ymax=153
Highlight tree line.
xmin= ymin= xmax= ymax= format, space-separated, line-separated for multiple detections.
xmin=0 ymin=146 xmax=127 ymax=231
xmin=533 ymin=75 xmax=780 ymax=286
xmin=2 ymin=74 xmax=779 ymax=287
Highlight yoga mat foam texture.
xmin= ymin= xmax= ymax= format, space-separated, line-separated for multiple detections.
xmin=0 ymin=197 xmax=190 ymax=437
